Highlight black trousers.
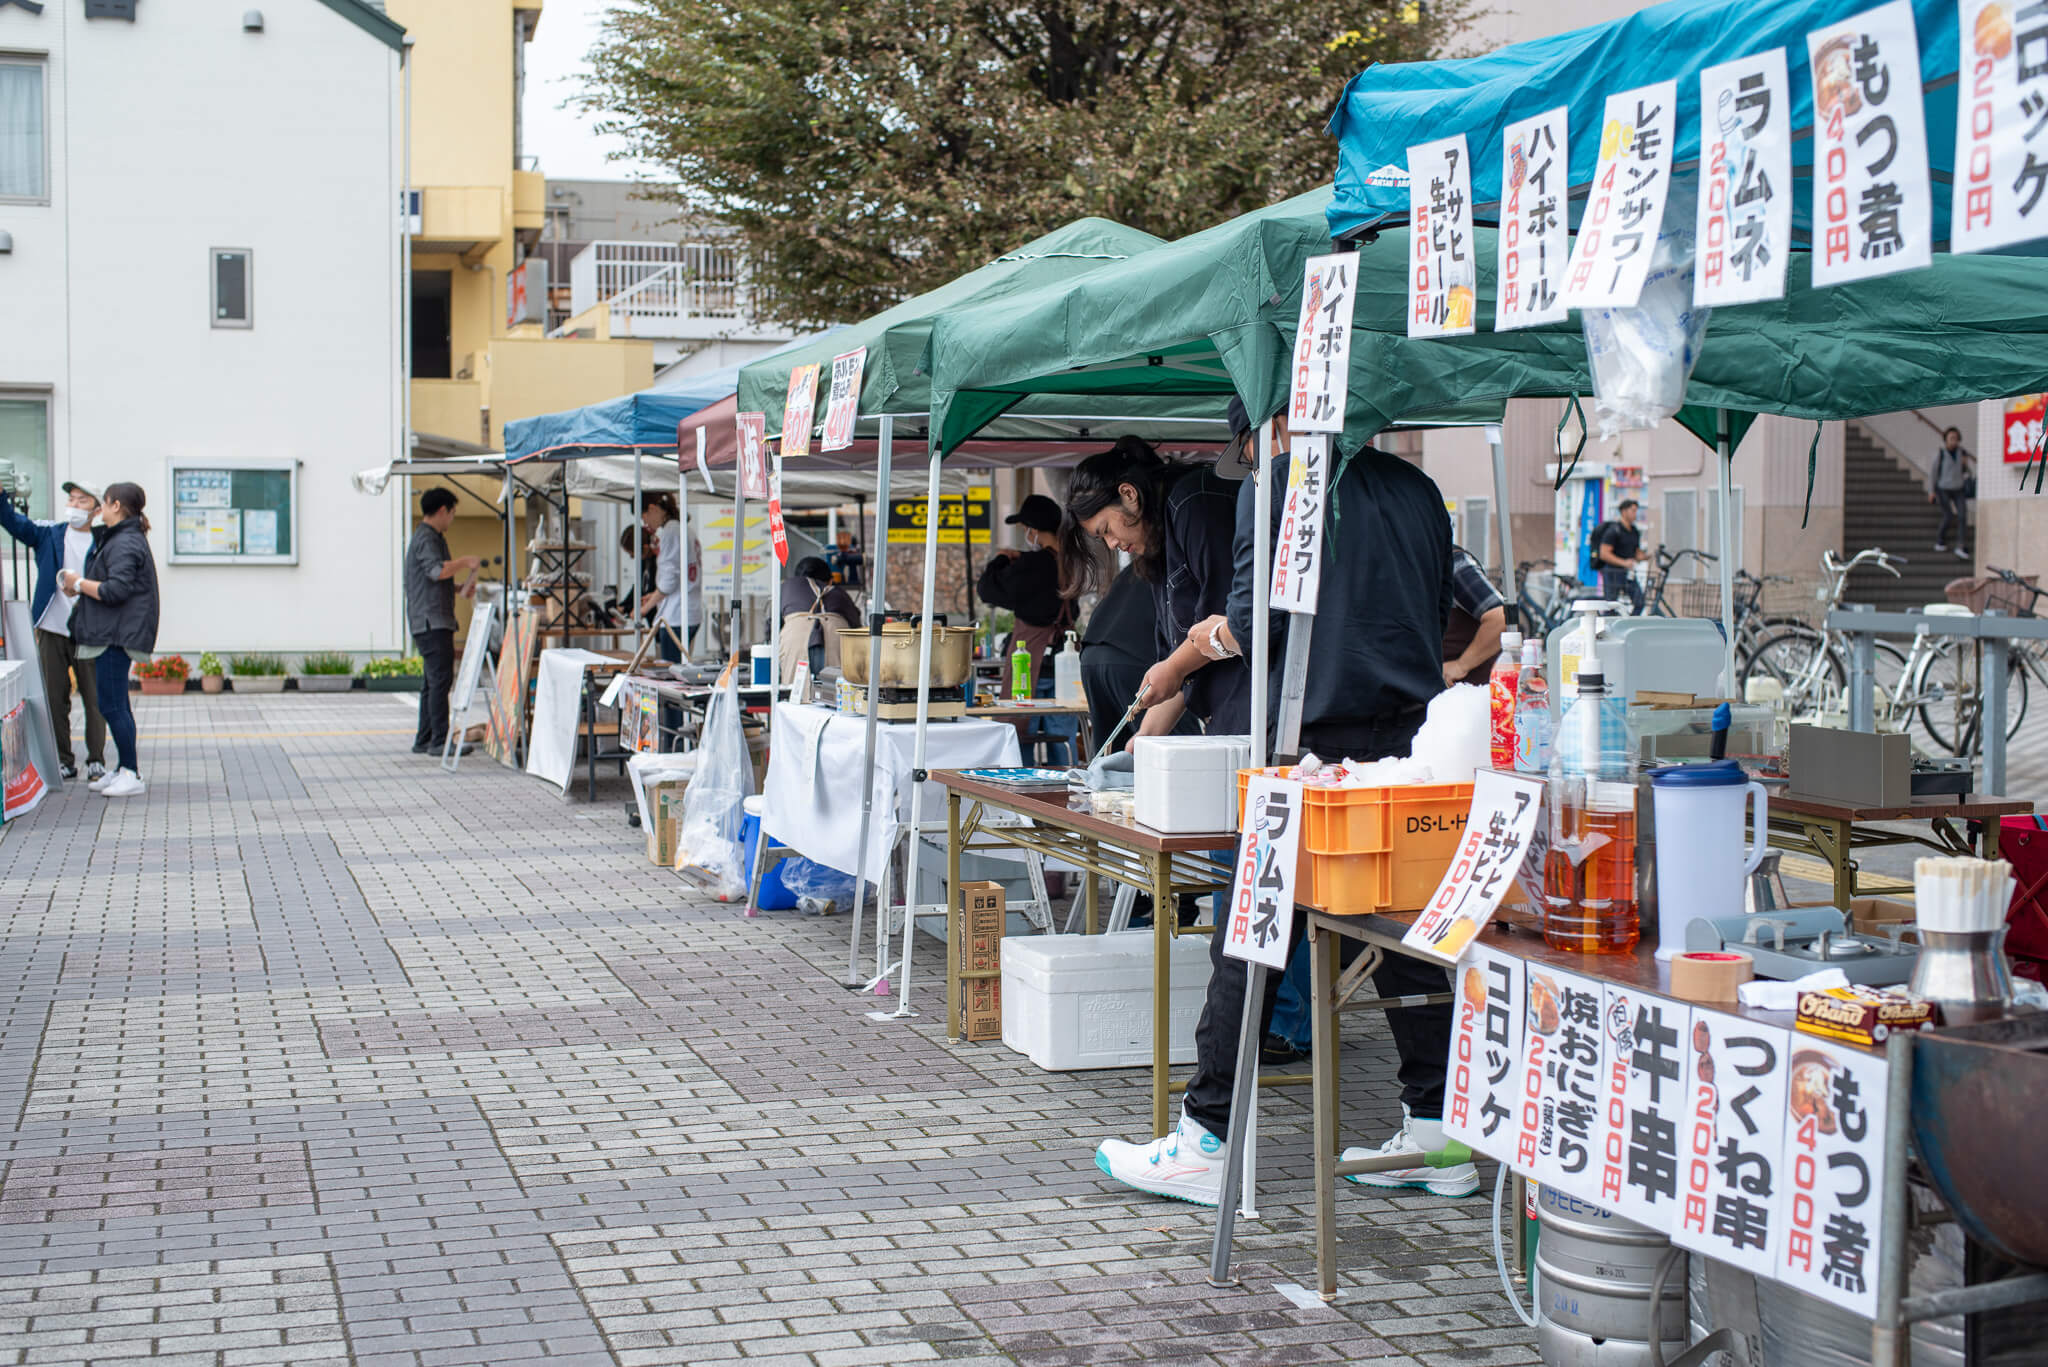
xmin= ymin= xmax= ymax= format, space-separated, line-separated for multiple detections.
xmin=413 ymin=628 xmax=455 ymax=748
xmin=1182 ymin=710 xmax=1453 ymax=1140
xmin=1935 ymin=487 xmax=1969 ymax=547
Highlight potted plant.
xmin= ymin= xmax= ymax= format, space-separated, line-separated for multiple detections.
xmin=134 ymin=654 xmax=190 ymax=696
xmin=360 ymin=655 xmax=425 ymax=692
xmin=197 ymin=652 xmax=226 ymax=694
xmin=294 ymin=651 xmax=357 ymax=693
xmin=229 ymin=653 xmax=288 ymax=694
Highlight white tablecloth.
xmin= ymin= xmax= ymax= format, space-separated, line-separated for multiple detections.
xmin=759 ymin=702 xmax=1020 ymax=883
xmin=524 ymin=649 xmax=614 ymax=791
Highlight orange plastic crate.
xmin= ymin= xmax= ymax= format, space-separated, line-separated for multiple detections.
xmin=1237 ymin=769 xmax=1475 ymax=914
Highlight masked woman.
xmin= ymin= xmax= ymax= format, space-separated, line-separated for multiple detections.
xmin=61 ymin=481 xmax=160 ymax=799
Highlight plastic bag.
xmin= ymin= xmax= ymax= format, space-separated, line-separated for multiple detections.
xmin=676 ymin=677 xmax=754 ymax=900
xmin=1582 ymin=186 xmax=1712 ymax=438
xmin=778 ymin=857 xmax=859 ymax=915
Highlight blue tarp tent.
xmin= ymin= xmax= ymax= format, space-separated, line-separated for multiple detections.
xmin=1326 ymin=0 xmax=1964 ymax=242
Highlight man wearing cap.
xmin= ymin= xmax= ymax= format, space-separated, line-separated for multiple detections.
xmin=0 ymin=481 xmax=107 ymax=781
xmin=976 ymin=493 xmax=1074 ymax=691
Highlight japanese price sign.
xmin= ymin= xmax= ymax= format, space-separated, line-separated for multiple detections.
xmin=1777 ymin=1039 xmax=1889 ymax=1318
xmin=1407 ymin=133 xmax=1476 ymax=338
xmin=766 ymin=485 xmax=789 ymax=564
xmin=1222 ymin=777 xmax=1302 ymax=969
xmin=1496 ymin=107 xmax=1571 ymax=331
xmin=1511 ymin=967 xmax=1610 ymax=1203
xmin=819 ymin=347 xmax=866 ymax=452
xmin=1268 ymin=434 xmax=1329 ymax=613
xmin=1954 ymin=0 xmax=2048 ymax=252
xmin=1563 ymin=80 xmax=1679 ymax=309
xmin=1444 ymin=942 xmax=1525 ymax=1162
xmin=1672 ymin=1013 xmax=1792 ymax=1277
xmin=1608 ymin=991 xmax=1694 ymax=1232
xmin=1288 ymin=255 xmax=1357 ymax=434
xmin=734 ymin=411 xmax=770 ymax=501
xmin=780 ymin=363 xmax=821 ymax=460
xmin=1808 ymin=0 xmax=1932 ymax=286
xmin=1403 ymin=770 xmax=1545 ymax=963
xmin=2006 ymin=393 xmax=2046 ymax=462
xmin=1695 ymin=49 xmax=1794 ymax=306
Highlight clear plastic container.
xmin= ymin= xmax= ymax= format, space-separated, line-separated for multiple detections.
xmin=1512 ymin=639 xmax=1551 ymax=774
xmin=1545 ymin=662 xmax=1638 ymax=954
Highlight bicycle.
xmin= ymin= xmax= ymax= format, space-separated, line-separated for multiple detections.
xmin=1741 ymin=548 xmax=1912 ymax=729
xmin=1642 ymin=547 xmax=1718 ymax=618
xmin=1514 ymin=560 xmax=1581 ymax=637
xmin=1910 ymin=566 xmax=2043 ymax=754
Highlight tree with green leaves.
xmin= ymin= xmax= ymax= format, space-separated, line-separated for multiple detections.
xmin=586 ymin=0 xmax=1471 ymax=324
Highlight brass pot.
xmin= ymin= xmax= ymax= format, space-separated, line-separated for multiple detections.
xmin=838 ymin=623 xmax=976 ymax=689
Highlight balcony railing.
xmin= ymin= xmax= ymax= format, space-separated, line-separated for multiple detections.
xmin=563 ymin=240 xmax=781 ymax=341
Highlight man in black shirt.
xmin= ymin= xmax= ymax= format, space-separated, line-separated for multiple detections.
xmin=404 ymin=489 xmax=479 ymax=757
xmin=1597 ymin=499 xmax=1647 ymax=613
xmin=977 ymin=494 xmax=1073 ymax=689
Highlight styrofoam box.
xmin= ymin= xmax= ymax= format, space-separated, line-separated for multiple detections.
xmin=1001 ymin=931 xmax=1215 ymax=1071
xmin=1132 ymin=734 xmax=1252 ymax=833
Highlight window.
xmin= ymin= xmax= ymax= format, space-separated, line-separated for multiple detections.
xmin=0 ymin=56 xmax=47 ymax=203
xmin=212 ymin=249 xmax=252 ymax=328
xmin=1461 ymin=496 xmax=1492 ymax=570
xmin=1660 ymin=488 xmax=1700 ymax=582
xmin=1705 ymin=483 xmax=1745 ymax=577
xmin=166 ymin=461 xmax=298 ymax=564
xmin=0 ymin=393 xmax=50 ymax=520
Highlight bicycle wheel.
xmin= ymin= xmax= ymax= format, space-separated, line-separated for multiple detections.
xmin=1916 ymin=642 xmax=2030 ymax=753
xmin=1737 ymin=620 xmax=1821 ymax=684
xmin=1743 ymin=627 xmax=1843 ymax=715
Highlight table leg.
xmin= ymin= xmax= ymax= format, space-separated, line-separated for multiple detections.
xmin=1870 ymin=1031 xmax=1914 ymax=1367
xmin=1085 ymin=850 xmax=1099 ymax=936
xmin=1153 ymin=851 xmax=1173 ymax=1139
xmin=946 ymin=791 xmax=962 ymax=1043
xmin=1984 ymin=815 xmax=2004 ymax=861
xmin=1312 ymin=917 xmax=1338 ymax=1300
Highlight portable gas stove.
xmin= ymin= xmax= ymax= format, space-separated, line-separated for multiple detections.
xmin=1685 ymin=907 xmax=1921 ymax=985
xmin=853 ymin=686 xmax=965 ymax=722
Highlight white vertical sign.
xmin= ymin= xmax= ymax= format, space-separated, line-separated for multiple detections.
xmin=819 ymin=346 xmax=867 ymax=452
xmin=780 ymin=364 xmax=821 ymax=460
xmin=1221 ymin=777 xmax=1303 ymax=970
xmin=1268 ymin=434 xmax=1328 ymax=612
xmin=1563 ymin=81 xmax=1680 ymax=309
xmin=1952 ymin=0 xmax=2048 ymax=252
xmin=734 ymin=412 xmax=770 ymax=501
xmin=1407 ymin=134 xmax=1476 ymax=338
xmin=1403 ymin=770 xmax=1545 ymax=962
xmin=1695 ymin=49 xmax=1795 ymax=306
xmin=1606 ymin=992 xmax=1693 ymax=1231
xmin=1510 ymin=967 xmax=1610 ymax=1201
xmin=1808 ymin=0 xmax=1933 ymax=286
xmin=1496 ymin=108 xmax=1571 ymax=331
xmin=1443 ymin=942 xmax=1525 ymax=1163
xmin=1672 ymin=1013 xmax=1793 ymax=1277
xmin=1776 ymin=1040 xmax=1889 ymax=1318
xmin=1288 ymin=255 xmax=1358 ymax=434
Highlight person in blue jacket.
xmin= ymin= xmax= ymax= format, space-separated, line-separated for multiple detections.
xmin=0 ymin=480 xmax=108 ymax=780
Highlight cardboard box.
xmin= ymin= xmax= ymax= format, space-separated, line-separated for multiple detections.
xmin=1787 ymin=725 xmax=1910 ymax=808
xmin=1849 ymin=896 xmax=1916 ymax=941
xmin=646 ymin=779 xmax=688 ymax=867
xmin=960 ymin=881 xmax=1005 ymax=1040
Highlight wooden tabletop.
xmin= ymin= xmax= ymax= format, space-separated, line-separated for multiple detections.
xmin=931 ymin=769 xmax=1240 ymax=854
xmin=1773 ymin=792 xmax=2035 ymax=823
xmin=967 ymin=702 xmax=1093 ymax=718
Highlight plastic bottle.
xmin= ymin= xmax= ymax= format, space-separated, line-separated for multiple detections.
xmin=1556 ymin=598 xmax=1622 ymax=702
xmin=1543 ymin=659 xmax=1638 ymax=954
xmin=1512 ymin=639 xmax=1550 ymax=773
xmin=1489 ymin=630 xmax=1524 ymax=770
xmin=1054 ymin=630 xmax=1083 ymax=704
xmin=1011 ymin=637 xmax=1032 ymax=698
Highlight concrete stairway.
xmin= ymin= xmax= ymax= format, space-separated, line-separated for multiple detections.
xmin=1842 ymin=421 xmax=1968 ymax=613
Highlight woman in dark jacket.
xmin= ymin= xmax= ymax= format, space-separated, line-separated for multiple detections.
xmin=60 ymin=482 xmax=160 ymax=798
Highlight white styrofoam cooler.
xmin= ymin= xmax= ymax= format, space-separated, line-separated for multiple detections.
xmin=1001 ymin=931 xmax=1215 ymax=1070
xmin=1131 ymin=734 xmax=1251 ymax=833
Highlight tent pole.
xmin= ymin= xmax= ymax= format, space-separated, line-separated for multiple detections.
xmin=1717 ymin=411 xmax=1736 ymax=696
xmin=873 ymin=439 xmax=944 ymax=1020
xmin=729 ymin=445 xmax=744 ymax=670
xmin=769 ymin=436 xmax=783 ymax=704
xmin=1488 ymin=423 xmax=1515 ymax=599
xmin=1250 ymin=422 xmax=1272 ymax=769
xmin=686 ymin=428 xmax=702 ymax=656
xmin=848 ymin=416 xmax=894 ymax=986
xmin=633 ymin=448 xmax=644 ymax=658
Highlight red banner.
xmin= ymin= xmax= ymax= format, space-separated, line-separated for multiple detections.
xmin=2005 ymin=394 xmax=2045 ymax=464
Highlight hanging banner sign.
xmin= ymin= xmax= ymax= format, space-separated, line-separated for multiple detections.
xmin=1288 ymin=254 xmax=1358 ymax=433
xmin=1402 ymin=769 xmax=1544 ymax=963
xmin=1268 ymin=434 xmax=1329 ymax=612
xmin=1222 ymin=776 xmax=1303 ymax=970
xmin=766 ymin=488 xmax=788 ymax=565
xmin=2005 ymin=393 xmax=2046 ymax=462
xmin=1608 ymin=992 xmax=1694 ymax=1232
xmin=734 ymin=412 xmax=769 ymax=501
xmin=1444 ymin=942 xmax=1525 ymax=1162
xmin=779 ymin=363 xmax=821 ymax=459
xmin=820 ymin=347 xmax=866 ymax=452
xmin=1696 ymin=49 xmax=1795 ymax=306
xmin=1407 ymin=133 xmax=1476 ymax=337
xmin=1497 ymin=107 xmax=1571 ymax=331
xmin=1776 ymin=1039 xmax=1889 ymax=1319
xmin=1511 ymin=966 xmax=1611 ymax=1203
xmin=1954 ymin=0 xmax=2048 ymax=252
xmin=1563 ymin=80 xmax=1679 ymax=309
xmin=1672 ymin=1013 xmax=1794 ymax=1278
xmin=1809 ymin=0 xmax=1933 ymax=286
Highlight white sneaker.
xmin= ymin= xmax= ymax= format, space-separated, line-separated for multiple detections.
xmin=1094 ymin=1112 xmax=1227 ymax=1207
xmin=87 ymin=768 xmax=116 ymax=792
xmin=1342 ymin=1109 xmax=1481 ymax=1198
xmin=97 ymin=769 xmax=145 ymax=798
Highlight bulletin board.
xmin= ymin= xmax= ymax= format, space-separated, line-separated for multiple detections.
xmin=167 ymin=462 xmax=298 ymax=564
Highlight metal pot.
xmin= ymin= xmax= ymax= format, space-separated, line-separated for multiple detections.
xmin=838 ymin=623 xmax=975 ymax=690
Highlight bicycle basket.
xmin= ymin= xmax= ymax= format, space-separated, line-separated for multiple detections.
xmin=1945 ymin=574 xmax=2040 ymax=615
xmin=1677 ymin=582 xmax=1724 ymax=618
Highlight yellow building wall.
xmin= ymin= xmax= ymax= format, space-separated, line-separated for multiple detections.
xmin=411 ymin=379 xmax=487 ymax=445
xmin=386 ymin=0 xmax=523 ymax=191
xmin=485 ymin=337 xmax=654 ymax=448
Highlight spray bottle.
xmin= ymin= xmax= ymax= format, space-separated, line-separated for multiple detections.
xmin=1054 ymin=631 xmax=1083 ymax=704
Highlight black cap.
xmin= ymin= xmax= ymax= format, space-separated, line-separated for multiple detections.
xmin=1005 ymin=494 xmax=1062 ymax=533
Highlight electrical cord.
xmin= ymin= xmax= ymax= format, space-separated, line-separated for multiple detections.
xmin=1491 ymin=1163 xmax=1539 ymax=1329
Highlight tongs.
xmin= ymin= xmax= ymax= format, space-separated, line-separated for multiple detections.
xmin=1094 ymin=683 xmax=1148 ymax=757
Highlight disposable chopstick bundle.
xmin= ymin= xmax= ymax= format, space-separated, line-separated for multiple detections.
xmin=1914 ymin=856 xmax=2013 ymax=932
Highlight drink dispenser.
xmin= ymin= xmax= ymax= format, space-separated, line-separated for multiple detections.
xmin=1648 ymin=760 xmax=1768 ymax=960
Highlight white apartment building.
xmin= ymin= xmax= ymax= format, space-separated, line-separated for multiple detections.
xmin=0 ymin=0 xmax=405 ymax=657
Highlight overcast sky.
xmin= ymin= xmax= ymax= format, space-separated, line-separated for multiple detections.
xmin=524 ymin=0 xmax=662 ymax=183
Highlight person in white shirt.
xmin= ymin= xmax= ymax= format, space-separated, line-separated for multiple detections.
xmin=0 ymin=481 xmax=108 ymax=780
xmin=636 ymin=494 xmax=700 ymax=661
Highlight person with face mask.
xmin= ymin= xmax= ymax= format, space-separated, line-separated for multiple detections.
xmin=58 ymin=482 xmax=160 ymax=799
xmin=0 ymin=480 xmax=109 ymax=781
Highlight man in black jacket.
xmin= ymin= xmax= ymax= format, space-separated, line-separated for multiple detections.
xmin=977 ymin=494 xmax=1073 ymax=691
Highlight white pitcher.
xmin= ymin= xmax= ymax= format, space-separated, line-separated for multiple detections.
xmin=1650 ymin=760 xmax=1769 ymax=960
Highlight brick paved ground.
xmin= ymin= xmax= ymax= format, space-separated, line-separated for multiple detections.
xmin=0 ymin=693 xmax=1550 ymax=1367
